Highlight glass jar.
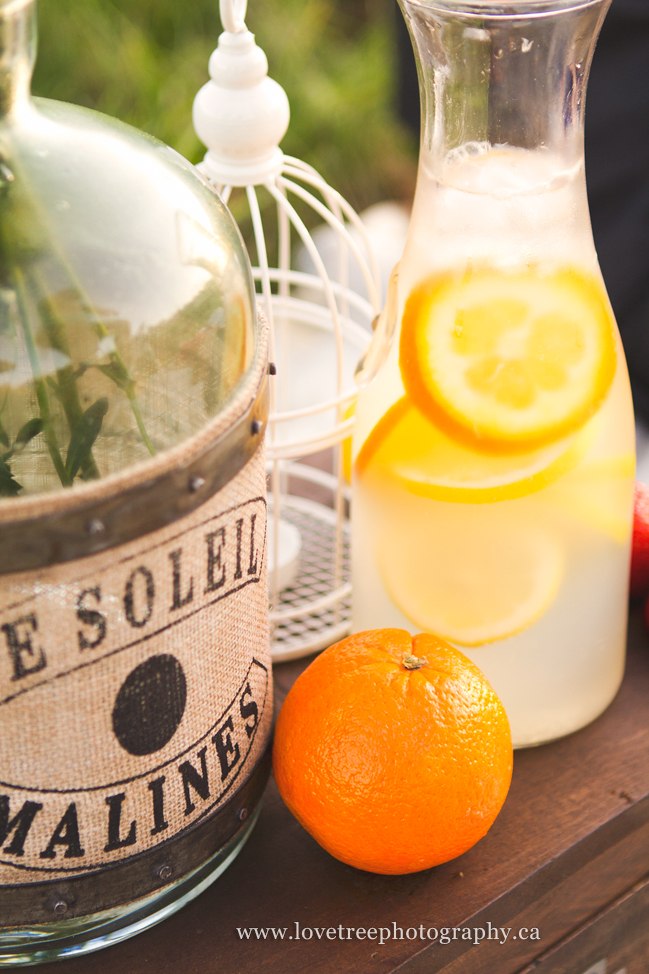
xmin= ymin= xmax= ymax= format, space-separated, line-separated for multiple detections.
xmin=352 ymin=0 xmax=635 ymax=747
xmin=0 ymin=0 xmax=271 ymax=963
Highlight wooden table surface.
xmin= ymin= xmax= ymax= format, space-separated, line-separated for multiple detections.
xmin=39 ymin=608 xmax=649 ymax=974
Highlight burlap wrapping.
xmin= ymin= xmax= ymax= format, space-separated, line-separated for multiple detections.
xmin=0 ymin=317 xmax=271 ymax=890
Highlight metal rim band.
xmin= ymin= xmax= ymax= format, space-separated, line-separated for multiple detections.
xmin=0 ymin=742 xmax=271 ymax=926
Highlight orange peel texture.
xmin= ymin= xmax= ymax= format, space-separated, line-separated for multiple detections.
xmin=272 ymin=629 xmax=513 ymax=874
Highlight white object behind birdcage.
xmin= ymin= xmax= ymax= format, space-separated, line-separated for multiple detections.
xmin=193 ymin=0 xmax=381 ymax=661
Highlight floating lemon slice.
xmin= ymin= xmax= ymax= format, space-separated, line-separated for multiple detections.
xmin=399 ymin=266 xmax=616 ymax=452
xmin=356 ymin=396 xmax=593 ymax=503
xmin=342 ymin=401 xmax=356 ymax=484
xmin=547 ymin=453 xmax=635 ymax=544
xmin=378 ymin=504 xmax=563 ymax=646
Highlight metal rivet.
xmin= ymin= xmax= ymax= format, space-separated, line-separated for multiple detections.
xmin=87 ymin=519 xmax=105 ymax=535
xmin=238 ymin=807 xmax=248 ymax=822
xmin=52 ymin=900 xmax=68 ymax=915
xmin=251 ymin=420 xmax=262 ymax=436
xmin=189 ymin=475 xmax=206 ymax=493
xmin=158 ymin=864 xmax=172 ymax=881
xmin=268 ymin=362 xmax=277 ymax=375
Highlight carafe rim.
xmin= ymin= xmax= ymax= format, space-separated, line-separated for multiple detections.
xmin=402 ymin=0 xmax=608 ymax=18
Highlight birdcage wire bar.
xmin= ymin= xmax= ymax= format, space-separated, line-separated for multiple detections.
xmin=214 ymin=163 xmax=379 ymax=658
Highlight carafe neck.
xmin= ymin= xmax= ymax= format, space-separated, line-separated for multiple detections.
xmin=399 ymin=0 xmax=610 ymax=175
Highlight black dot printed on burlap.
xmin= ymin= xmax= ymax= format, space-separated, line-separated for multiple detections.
xmin=112 ymin=654 xmax=187 ymax=756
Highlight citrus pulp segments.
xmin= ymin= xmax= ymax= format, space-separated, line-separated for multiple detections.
xmin=399 ymin=266 xmax=617 ymax=452
xmin=377 ymin=500 xmax=564 ymax=647
xmin=355 ymin=396 xmax=594 ymax=504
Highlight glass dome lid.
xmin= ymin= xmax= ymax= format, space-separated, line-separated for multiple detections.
xmin=0 ymin=0 xmax=257 ymax=499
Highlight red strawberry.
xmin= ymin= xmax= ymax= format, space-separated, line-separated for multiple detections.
xmin=631 ymin=482 xmax=649 ymax=599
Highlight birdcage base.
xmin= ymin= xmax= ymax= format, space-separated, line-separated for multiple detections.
xmin=268 ymin=466 xmax=351 ymax=662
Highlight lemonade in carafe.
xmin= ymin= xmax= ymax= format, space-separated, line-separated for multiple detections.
xmin=352 ymin=0 xmax=635 ymax=747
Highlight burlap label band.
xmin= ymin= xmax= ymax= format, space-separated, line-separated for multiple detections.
xmin=0 ymin=444 xmax=271 ymax=885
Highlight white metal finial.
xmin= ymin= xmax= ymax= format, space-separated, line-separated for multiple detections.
xmin=219 ymin=0 xmax=247 ymax=33
xmin=193 ymin=5 xmax=289 ymax=187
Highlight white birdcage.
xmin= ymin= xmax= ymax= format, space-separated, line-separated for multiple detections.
xmin=193 ymin=0 xmax=381 ymax=661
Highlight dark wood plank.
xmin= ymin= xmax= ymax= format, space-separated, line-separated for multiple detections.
xmin=517 ymin=872 xmax=649 ymax=974
xmin=34 ymin=608 xmax=649 ymax=974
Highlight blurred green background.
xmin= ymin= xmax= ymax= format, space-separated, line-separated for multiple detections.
xmin=32 ymin=0 xmax=417 ymax=216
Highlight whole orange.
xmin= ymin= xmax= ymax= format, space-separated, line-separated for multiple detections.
xmin=272 ymin=628 xmax=512 ymax=875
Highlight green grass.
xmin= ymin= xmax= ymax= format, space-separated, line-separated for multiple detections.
xmin=31 ymin=0 xmax=416 ymax=214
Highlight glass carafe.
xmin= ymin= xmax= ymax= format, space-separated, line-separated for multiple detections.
xmin=352 ymin=0 xmax=635 ymax=747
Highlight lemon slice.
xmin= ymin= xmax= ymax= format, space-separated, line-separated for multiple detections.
xmin=547 ymin=454 xmax=635 ymax=543
xmin=356 ymin=396 xmax=593 ymax=503
xmin=342 ymin=401 xmax=356 ymax=484
xmin=378 ymin=504 xmax=563 ymax=646
xmin=399 ymin=266 xmax=616 ymax=452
